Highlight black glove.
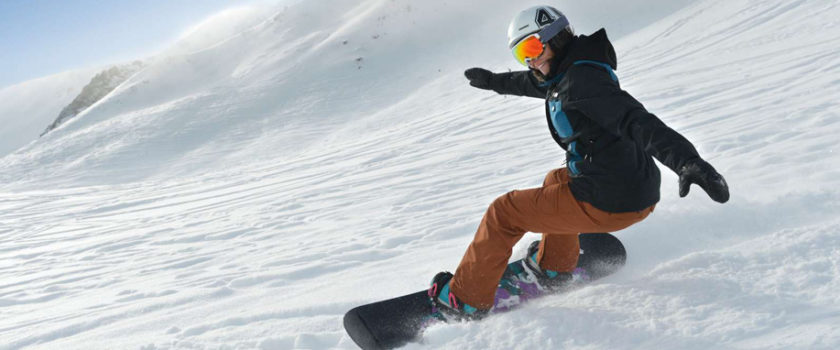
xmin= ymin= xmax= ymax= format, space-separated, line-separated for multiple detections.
xmin=679 ymin=158 xmax=730 ymax=203
xmin=464 ymin=68 xmax=494 ymax=90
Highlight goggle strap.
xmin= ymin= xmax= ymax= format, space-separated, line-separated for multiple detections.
xmin=537 ymin=17 xmax=570 ymax=44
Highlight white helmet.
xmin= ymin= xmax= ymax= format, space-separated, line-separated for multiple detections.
xmin=507 ymin=5 xmax=573 ymax=48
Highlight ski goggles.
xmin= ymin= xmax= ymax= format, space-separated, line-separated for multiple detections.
xmin=510 ymin=16 xmax=571 ymax=66
xmin=511 ymin=34 xmax=545 ymax=66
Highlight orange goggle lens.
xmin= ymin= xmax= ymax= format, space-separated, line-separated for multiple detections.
xmin=511 ymin=35 xmax=544 ymax=66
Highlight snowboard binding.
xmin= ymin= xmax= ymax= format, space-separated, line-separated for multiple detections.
xmin=523 ymin=240 xmax=575 ymax=290
xmin=427 ymin=272 xmax=488 ymax=321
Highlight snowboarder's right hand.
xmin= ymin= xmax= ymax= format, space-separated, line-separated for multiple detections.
xmin=464 ymin=68 xmax=494 ymax=90
xmin=678 ymin=158 xmax=730 ymax=203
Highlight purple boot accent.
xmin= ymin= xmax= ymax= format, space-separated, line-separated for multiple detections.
xmin=493 ymin=287 xmax=520 ymax=312
xmin=494 ymin=286 xmax=512 ymax=302
xmin=517 ymin=280 xmax=544 ymax=298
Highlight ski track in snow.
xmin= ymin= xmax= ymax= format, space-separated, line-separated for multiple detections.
xmin=1 ymin=0 xmax=840 ymax=349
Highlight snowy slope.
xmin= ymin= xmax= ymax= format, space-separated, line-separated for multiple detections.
xmin=0 ymin=68 xmax=98 ymax=157
xmin=1 ymin=0 xmax=839 ymax=349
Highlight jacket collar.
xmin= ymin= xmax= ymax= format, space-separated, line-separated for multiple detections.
xmin=540 ymin=28 xmax=617 ymax=85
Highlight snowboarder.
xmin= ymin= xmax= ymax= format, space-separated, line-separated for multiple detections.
xmin=428 ymin=5 xmax=730 ymax=319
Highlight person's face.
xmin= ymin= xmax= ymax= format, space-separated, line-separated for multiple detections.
xmin=527 ymin=43 xmax=554 ymax=76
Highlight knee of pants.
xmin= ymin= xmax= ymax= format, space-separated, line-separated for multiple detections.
xmin=543 ymin=171 xmax=556 ymax=187
xmin=543 ymin=168 xmax=567 ymax=187
xmin=486 ymin=191 xmax=519 ymax=230
xmin=489 ymin=191 xmax=514 ymax=212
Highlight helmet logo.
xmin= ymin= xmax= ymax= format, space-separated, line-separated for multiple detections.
xmin=536 ymin=8 xmax=554 ymax=26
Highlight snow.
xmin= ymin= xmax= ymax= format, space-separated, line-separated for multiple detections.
xmin=1 ymin=0 xmax=839 ymax=349
xmin=0 ymin=68 xmax=99 ymax=157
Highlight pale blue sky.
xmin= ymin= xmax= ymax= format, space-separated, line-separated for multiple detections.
xmin=0 ymin=0 xmax=275 ymax=88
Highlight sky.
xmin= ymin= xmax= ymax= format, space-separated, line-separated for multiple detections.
xmin=0 ymin=0 xmax=699 ymax=90
xmin=0 ymin=0 xmax=279 ymax=89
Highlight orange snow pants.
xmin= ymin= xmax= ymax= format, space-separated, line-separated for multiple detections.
xmin=450 ymin=168 xmax=654 ymax=308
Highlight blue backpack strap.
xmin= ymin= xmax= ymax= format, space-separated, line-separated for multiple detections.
xmin=539 ymin=72 xmax=565 ymax=87
xmin=573 ymin=60 xmax=618 ymax=82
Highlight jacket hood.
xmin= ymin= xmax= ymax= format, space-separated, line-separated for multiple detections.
xmin=553 ymin=28 xmax=618 ymax=76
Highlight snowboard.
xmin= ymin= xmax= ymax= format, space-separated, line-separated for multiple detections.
xmin=343 ymin=233 xmax=626 ymax=350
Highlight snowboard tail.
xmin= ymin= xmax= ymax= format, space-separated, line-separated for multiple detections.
xmin=343 ymin=291 xmax=432 ymax=349
xmin=343 ymin=233 xmax=626 ymax=350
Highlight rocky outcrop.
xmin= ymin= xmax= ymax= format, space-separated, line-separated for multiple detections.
xmin=41 ymin=61 xmax=145 ymax=136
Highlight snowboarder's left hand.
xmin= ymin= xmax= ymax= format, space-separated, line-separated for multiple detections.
xmin=464 ymin=68 xmax=494 ymax=90
xmin=678 ymin=158 xmax=729 ymax=203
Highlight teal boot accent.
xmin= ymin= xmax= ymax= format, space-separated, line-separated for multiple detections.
xmin=529 ymin=251 xmax=561 ymax=278
xmin=428 ymin=272 xmax=486 ymax=320
xmin=524 ymin=241 xmax=573 ymax=290
xmin=437 ymin=282 xmax=479 ymax=314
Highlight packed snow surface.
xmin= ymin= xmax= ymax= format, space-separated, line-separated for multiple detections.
xmin=1 ymin=0 xmax=839 ymax=349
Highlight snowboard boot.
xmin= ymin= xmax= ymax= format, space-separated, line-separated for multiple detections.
xmin=523 ymin=240 xmax=574 ymax=291
xmin=427 ymin=272 xmax=488 ymax=321
xmin=498 ymin=241 xmax=574 ymax=299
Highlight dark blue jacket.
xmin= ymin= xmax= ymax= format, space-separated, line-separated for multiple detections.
xmin=487 ymin=29 xmax=699 ymax=212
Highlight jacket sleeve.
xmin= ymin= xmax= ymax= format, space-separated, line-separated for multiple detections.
xmin=488 ymin=70 xmax=548 ymax=98
xmin=565 ymin=67 xmax=700 ymax=173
